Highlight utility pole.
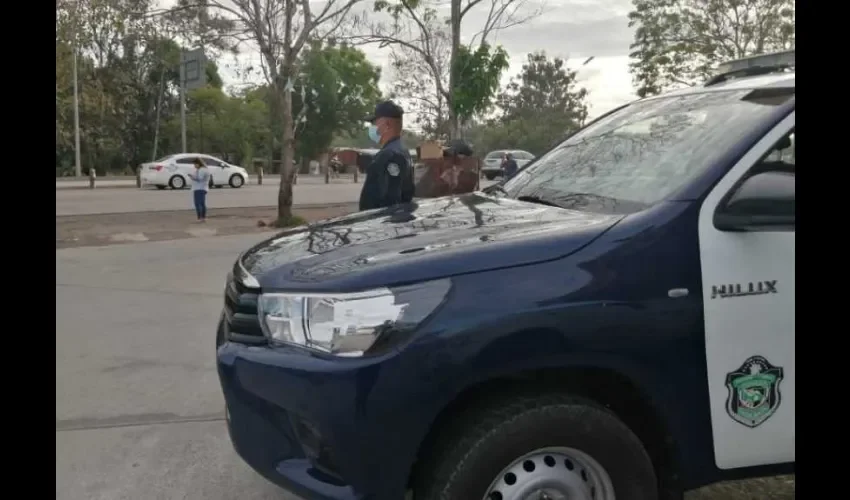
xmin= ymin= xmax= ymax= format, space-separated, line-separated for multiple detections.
xmin=179 ymin=47 xmax=205 ymax=153
xmin=152 ymin=67 xmax=166 ymax=161
xmin=72 ymin=29 xmax=82 ymax=177
xmin=180 ymin=53 xmax=187 ymax=153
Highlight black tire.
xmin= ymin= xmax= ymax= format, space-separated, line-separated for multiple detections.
xmin=229 ymin=174 xmax=245 ymax=188
xmin=413 ymin=392 xmax=658 ymax=500
xmin=169 ymin=175 xmax=186 ymax=190
xmin=485 ymin=173 xmax=496 ymax=181
xmin=155 ymin=185 xmax=166 ymax=190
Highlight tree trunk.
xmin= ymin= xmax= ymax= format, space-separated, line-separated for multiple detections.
xmin=448 ymin=0 xmax=462 ymax=140
xmin=277 ymin=81 xmax=296 ymax=225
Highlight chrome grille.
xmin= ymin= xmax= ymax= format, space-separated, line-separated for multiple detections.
xmin=222 ymin=264 xmax=265 ymax=344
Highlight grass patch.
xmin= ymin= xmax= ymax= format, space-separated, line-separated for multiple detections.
xmin=270 ymin=214 xmax=308 ymax=228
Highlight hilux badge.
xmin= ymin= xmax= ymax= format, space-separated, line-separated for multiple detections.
xmin=711 ymin=280 xmax=776 ymax=299
xmin=725 ymin=355 xmax=784 ymax=428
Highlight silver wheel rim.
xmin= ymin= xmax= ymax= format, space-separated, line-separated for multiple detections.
xmin=232 ymin=175 xmax=243 ymax=187
xmin=172 ymin=176 xmax=184 ymax=188
xmin=482 ymin=447 xmax=615 ymax=500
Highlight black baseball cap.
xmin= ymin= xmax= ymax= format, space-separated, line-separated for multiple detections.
xmin=365 ymin=100 xmax=404 ymax=123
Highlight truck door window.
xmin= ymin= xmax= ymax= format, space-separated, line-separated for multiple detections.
xmin=753 ymin=130 xmax=795 ymax=175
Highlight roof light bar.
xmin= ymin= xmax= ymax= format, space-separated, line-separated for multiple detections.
xmin=715 ymin=50 xmax=795 ymax=75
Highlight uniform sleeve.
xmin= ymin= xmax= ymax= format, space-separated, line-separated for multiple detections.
xmin=359 ymin=150 xmax=391 ymax=210
xmin=400 ymin=152 xmax=415 ymax=202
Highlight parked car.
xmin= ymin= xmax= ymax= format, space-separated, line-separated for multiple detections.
xmin=139 ymin=153 xmax=249 ymax=190
xmin=481 ymin=149 xmax=535 ymax=180
xmin=216 ymin=50 xmax=795 ymax=499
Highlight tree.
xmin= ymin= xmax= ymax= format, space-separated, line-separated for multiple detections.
xmin=56 ymin=0 xmax=190 ymax=174
xmin=628 ymin=0 xmax=796 ymax=97
xmin=486 ymin=52 xmax=589 ymax=155
xmin=356 ymin=0 xmax=537 ymax=139
xmin=451 ymin=44 xmax=509 ymax=133
xmin=169 ymin=0 xmax=363 ymax=226
xmin=292 ymin=41 xmax=382 ymax=163
xmin=386 ymin=24 xmax=452 ymax=137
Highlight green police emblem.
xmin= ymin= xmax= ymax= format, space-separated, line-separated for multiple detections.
xmin=725 ymin=355 xmax=784 ymax=428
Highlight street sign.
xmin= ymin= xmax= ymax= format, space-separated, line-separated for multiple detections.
xmin=181 ymin=48 xmax=207 ymax=90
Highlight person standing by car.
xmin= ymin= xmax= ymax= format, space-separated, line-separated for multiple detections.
xmin=330 ymin=155 xmax=342 ymax=179
xmin=187 ymin=158 xmax=210 ymax=222
xmin=503 ymin=152 xmax=519 ymax=179
xmin=359 ymin=101 xmax=413 ymax=210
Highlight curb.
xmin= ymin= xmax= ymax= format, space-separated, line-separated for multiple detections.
xmin=56 ymin=184 xmax=140 ymax=190
xmin=55 ymin=181 xmax=362 ymax=191
xmin=55 ymin=203 xmax=357 ymax=219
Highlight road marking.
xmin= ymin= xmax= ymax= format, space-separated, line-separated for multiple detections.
xmin=109 ymin=232 xmax=149 ymax=242
xmin=56 ymin=412 xmax=226 ymax=432
xmin=187 ymin=227 xmax=218 ymax=238
xmin=55 ymin=283 xmax=221 ymax=297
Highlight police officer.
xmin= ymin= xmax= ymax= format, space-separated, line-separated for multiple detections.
xmin=359 ymin=101 xmax=414 ymax=210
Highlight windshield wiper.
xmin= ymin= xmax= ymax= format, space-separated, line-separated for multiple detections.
xmin=555 ymin=192 xmax=650 ymax=212
xmin=516 ymin=195 xmax=566 ymax=209
xmin=557 ymin=192 xmax=620 ymax=204
xmin=485 ymin=184 xmax=508 ymax=196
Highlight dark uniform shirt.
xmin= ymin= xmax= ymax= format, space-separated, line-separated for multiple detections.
xmin=504 ymin=158 xmax=519 ymax=179
xmin=359 ymin=136 xmax=413 ymax=210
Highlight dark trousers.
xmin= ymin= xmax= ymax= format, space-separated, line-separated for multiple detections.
xmin=193 ymin=190 xmax=207 ymax=219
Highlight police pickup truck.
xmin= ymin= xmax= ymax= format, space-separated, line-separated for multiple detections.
xmin=216 ymin=50 xmax=795 ymax=500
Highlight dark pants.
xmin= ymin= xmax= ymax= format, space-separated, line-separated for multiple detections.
xmin=193 ymin=190 xmax=207 ymax=219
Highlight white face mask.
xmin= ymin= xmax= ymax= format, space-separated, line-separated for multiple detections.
xmin=368 ymin=124 xmax=381 ymax=144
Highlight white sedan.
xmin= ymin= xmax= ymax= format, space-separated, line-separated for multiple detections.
xmin=481 ymin=149 xmax=535 ymax=180
xmin=139 ymin=153 xmax=250 ymax=190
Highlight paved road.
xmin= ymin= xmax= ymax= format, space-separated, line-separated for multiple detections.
xmin=57 ymin=178 xmax=498 ymax=216
xmin=56 ymin=233 xmax=302 ymax=500
xmin=57 ymin=175 xmax=327 ymax=189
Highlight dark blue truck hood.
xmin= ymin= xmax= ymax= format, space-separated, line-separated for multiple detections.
xmin=240 ymin=193 xmax=622 ymax=291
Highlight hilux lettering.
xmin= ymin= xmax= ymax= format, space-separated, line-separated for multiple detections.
xmin=711 ymin=280 xmax=777 ymax=299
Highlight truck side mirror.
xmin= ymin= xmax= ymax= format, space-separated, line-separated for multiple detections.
xmin=713 ymin=170 xmax=795 ymax=232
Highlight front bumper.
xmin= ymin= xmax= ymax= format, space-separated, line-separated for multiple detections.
xmin=217 ymin=331 xmax=435 ymax=500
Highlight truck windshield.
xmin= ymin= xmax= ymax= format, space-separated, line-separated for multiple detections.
xmin=501 ymin=88 xmax=794 ymax=214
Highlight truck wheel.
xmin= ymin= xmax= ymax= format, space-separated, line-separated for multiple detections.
xmin=413 ymin=393 xmax=657 ymax=500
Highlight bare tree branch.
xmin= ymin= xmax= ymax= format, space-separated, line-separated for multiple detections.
xmin=354 ymin=0 xmax=542 ymax=138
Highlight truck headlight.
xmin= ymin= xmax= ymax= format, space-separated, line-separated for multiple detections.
xmin=257 ymin=279 xmax=451 ymax=356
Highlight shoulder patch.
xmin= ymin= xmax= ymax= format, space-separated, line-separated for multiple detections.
xmin=387 ymin=163 xmax=400 ymax=176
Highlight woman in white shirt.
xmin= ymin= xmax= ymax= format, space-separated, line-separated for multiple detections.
xmin=187 ymin=158 xmax=210 ymax=222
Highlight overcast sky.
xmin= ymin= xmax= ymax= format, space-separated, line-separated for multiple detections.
xmin=177 ymin=0 xmax=639 ymax=120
